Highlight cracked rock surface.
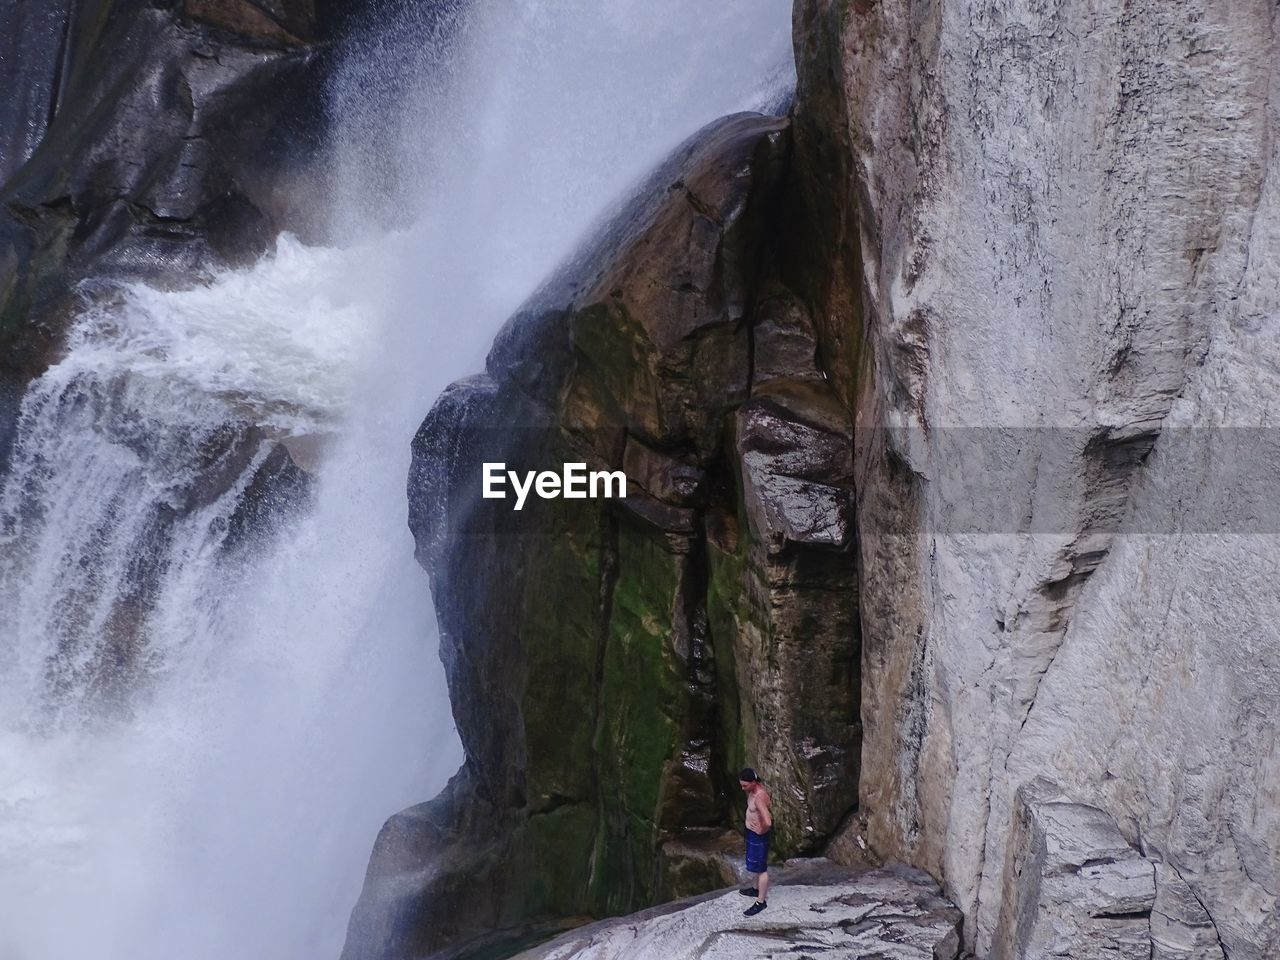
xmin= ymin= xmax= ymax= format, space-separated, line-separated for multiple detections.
xmin=515 ymin=863 xmax=962 ymax=960
xmin=789 ymin=0 xmax=1280 ymax=955
xmin=992 ymin=781 xmax=1157 ymax=960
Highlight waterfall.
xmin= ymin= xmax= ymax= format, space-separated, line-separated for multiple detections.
xmin=0 ymin=2 xmax=793 ymax=958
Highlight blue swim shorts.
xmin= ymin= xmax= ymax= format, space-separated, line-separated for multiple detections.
xmin=745 ymin=827 xmax=770 ymax=874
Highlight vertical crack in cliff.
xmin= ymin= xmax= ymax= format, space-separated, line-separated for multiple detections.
xmin=584 ymin=506 xmax=622 ymax=897
xmin=1167 ymin=859 xmax=1231 ymax=960
xmin=676 ymin=517 xmax=718 ymax=823
xmin=1011 ymin=423 xmax=1162 ymax=748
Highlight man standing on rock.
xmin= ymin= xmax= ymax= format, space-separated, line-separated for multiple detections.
xmin=738 ymin=767 xmax=772 ymax=916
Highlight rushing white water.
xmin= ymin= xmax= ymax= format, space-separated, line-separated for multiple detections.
xmin=0 ymin=2 xmax=793 ymax=959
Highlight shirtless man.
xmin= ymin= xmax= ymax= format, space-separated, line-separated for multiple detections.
xmin=738 ymin=767 xmax=772 ymax=916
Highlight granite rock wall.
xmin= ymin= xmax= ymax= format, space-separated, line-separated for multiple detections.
xmin=788 ymin=1 xmax=1280 ymax=956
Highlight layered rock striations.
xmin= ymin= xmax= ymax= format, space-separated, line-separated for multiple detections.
xmin=343 ymin=112 xmax=864 ymax=958
xmin=789 ymin=1 xmax=1280 ymax=957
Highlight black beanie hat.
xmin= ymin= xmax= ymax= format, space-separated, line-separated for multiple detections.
xmin=739 ymin=767 xmax=759 ymax=782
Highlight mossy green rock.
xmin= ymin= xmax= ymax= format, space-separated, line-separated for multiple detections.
xmin=343 ymin=112 xmax=861 ymax=960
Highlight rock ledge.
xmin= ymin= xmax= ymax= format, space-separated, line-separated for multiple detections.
xmin=514 ymin=862 xmax=963 ymax=960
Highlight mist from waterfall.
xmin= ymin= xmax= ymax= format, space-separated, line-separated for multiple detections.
xmin=0 ymin=2 xmax=793 ymax=959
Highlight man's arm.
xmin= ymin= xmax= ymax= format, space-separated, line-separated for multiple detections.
xmin=759 ymin=791 xmax=773 ymax=832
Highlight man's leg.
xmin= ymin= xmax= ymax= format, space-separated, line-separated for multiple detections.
xmin=743 ymin=871 xmax=769 ymax=915
xmin=743 ymin=831 xmax=769 ymax=914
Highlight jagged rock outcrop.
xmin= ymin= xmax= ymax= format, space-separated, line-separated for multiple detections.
xmin=0 ymin=0 xmax=334 ymax=390
xmin=788 ymin=0 xmax=1280 ymax=957
xmin=0 ymin=0 xmax=378 ymax=695
xmin=992 ymin=780 xmax=1156 ymax=960
xmin=344 ymin=111 xmax=862 ymax=958
xmin=512 ymin=861 xmax=963 ymax=960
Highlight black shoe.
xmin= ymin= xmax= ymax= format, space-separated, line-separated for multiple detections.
xmin=739 ymin=887 xmax=758 ymax=897
xmin=743 ymin=900 xmax=767 ymax=916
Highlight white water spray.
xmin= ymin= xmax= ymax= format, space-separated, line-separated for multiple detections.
xmin=0 ymin=3 xmax=793 ymax=958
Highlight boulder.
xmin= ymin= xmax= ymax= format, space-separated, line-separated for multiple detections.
xmin=992 ymin=782 xmax=1156 ymax=960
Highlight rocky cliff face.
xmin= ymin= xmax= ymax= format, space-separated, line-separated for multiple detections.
xmin=363 ymin=1 xmax=1280 ymax=958
xmin=790 ymin=1 xmax=1280 ymax=957
xmin=343 ymin=111 xmax=864 ymax=957
xmin=8 ymin=0 xmax=1274 ymax=956
xmin=0 ymin=0 xmax=337 ymax=389
xmin=0 ymin=0 xmax=368 ymax=697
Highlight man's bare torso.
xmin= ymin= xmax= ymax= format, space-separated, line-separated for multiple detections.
xmin=745 ymin=785 xmax=771 ymax=834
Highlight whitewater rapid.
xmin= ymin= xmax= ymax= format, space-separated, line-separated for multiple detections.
xmin=0 ymin=2 xmax=794 ymax=958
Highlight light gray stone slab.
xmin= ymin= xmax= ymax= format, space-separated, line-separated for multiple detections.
xmin=515 ymin=864 xmax=962 ymax=960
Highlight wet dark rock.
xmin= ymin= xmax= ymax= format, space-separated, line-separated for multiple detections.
xmin=622 ymin=436 xmax=705 ymax=508
xmin=750 ymin=285 xmax=822 ymax=385
xmin=0 ymin=377 xmax=20 ymax=470
xmin=345 ymin=111 xmax=862 ymax=959
xmin=184 ymin=0 xmax=318 ymax=46
xmin=737 ymin=382 xmax=854 ymax=554
xmin=0 ymin=0 xmax=353 ymax=392
xmin=0 ymin=2 xmax=75 ymax=185
xmin=0 ymin=0 xmax=408 ymax=511
xmin=221 ymin=436 xmax=313 ymax=551
xmin=655 ymin=830 xmax=749 ymax=902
